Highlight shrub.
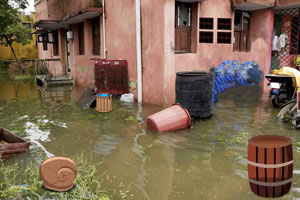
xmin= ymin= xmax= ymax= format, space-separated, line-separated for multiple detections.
xmin=0 ymin=152 xmax=111 ymax=200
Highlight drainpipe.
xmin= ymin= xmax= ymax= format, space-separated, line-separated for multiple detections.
xmin=102 ymin=0 xmax=107 ymax=59
xmin=135 ymin=0 xmax=143 ymax=103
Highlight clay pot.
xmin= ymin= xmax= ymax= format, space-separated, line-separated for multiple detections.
xmin=39 ymin=156 xmax=77 ymax=192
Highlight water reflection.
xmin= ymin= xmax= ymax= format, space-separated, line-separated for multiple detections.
xmin=0 ymin=81 xmax=300 ymax=199
xmin=93 ymin=134 xmax=118 ymax=155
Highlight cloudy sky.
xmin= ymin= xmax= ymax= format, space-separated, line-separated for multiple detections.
xmin=24 ymin=0 xmax=35 ymax=12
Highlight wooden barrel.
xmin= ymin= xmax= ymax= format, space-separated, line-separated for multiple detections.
xmin=95 ymin=93 xmax=112 ymax=112
xmin=248 ymin=135 xmax=293 ymax=198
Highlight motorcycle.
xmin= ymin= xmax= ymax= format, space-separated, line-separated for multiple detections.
xmin=265 ymin=74 xmax=296 ymax=107
xmin=277 ymin=89 xmax=300 ymax=128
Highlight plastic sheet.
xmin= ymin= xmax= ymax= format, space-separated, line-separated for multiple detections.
xmin=213 ymin=60 xmax=262 ymax=103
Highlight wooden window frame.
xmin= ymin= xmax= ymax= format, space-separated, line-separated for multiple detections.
xmin=234 ymin=11 xmax=251 ymax=52
xmin=78 ymin=22 xmax=85 ymax=55
xmin=92 ymin=17 xmax=100 ymax=55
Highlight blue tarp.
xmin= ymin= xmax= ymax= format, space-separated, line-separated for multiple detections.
xmin=213 ymin=60 xmax=262 ymax=103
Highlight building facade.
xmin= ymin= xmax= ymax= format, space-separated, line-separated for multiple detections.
xmin=34 ymin=0 xmax=300 ymax=106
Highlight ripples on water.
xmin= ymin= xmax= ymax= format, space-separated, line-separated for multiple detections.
xmin=0 ymin=80 xmax=299 ymax=199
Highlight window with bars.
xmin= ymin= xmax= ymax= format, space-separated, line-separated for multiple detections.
xmin=199 ymin=32 xmax=213 ymax=43
xmin=218 ymin=18 xmax=231 ymax=30
xmin=199 ymin=18 xmax=213 ymax=44
xmin=78 ymin=22 xmax=85 ymax=55
xmin=217 ymin=32 xmax=231 ymax=44
xmin=199 ymin=18 xmax=213 ymax=29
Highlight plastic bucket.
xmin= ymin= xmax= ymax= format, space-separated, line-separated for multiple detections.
xmin=146 ymin=104 xmax=192 ymax=132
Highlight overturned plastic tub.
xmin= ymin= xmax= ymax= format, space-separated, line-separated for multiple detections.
xmin=146 ymin=104 xmax=192 ymax=132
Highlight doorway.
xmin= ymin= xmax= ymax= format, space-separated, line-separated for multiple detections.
xmin=175 ymin=2 xmax=192 ymax=53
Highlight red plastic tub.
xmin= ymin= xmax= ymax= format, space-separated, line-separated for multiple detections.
xmin=146 ymin=104 xmax=192 ymax=132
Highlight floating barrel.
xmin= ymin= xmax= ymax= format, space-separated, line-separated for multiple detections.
xmin=176 ymin=70 xmax=215 ymax=119
xmin=95 ymin=93 xmax=112 ymax=113
xmin=40 ymin=156 xmax=77 ymax=192
xmin=146 ymin=104 xmax=192 ymax=132
xmin=248 ymin=135 xmax=293 ymax=198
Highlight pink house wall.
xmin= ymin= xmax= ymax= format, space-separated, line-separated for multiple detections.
xmin=101 ymin=0 xmax=138 ymax=97
xmin=161 ymin=0 xmax=274 ymax=105
xmin=68 ymin=19 xmax=100 ymax=88
xmin=36 ymin=0 xmax=274 ymax=106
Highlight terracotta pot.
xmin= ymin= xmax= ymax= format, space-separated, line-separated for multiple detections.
xmin=146 ymin=104 xmax=192 ymax=132
xmin=248 ymin=135 xmax=293 ymax=198
xmin=40 ymin=156 xmax=77 ymax=192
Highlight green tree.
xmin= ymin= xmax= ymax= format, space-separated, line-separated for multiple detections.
xmin=0 ymin=0 xmax=30 ymax=63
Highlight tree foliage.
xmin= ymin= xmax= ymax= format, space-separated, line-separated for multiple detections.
xmin=0 ymin=0 xmax=30 ymax=62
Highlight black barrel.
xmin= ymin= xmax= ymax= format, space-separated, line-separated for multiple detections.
xmin=176 ymin=70 xmax=215 ymax=119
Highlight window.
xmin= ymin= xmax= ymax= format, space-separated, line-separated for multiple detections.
xmin=92 ymin=17 xmax=100 ymax=55
xmin=217 ymin=32 xmax=231 ymax=44
xmin=22 ymin=23 xmax=32 ymax=39
xmin=22 ymin=23 xmax=31 ymax=29
xmin=199 ymin=32 xmax=213 ymax=43
xmin=234 ymin=11 xmax=250 ymax=52
xmin=78 ymin=22 xmax=85 ymax=55
xmin=217 ymin=18 xmax=232 ymax=44
xmin=52 ymin=31 xmax=59 ymax=56
xmin=199 ymin=18 xmax=213 ymax=44
xmin=200 ymin=18 xmax=213 ymax=29
xmin=42 ymin=33 xmax=48 ymax=51
xmin=218 ymin=18 xmax=231 ymax=30
xmin=175 ymin=2 xmax=192 ymax=52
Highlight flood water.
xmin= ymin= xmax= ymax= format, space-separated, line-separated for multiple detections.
xmin=0 ymin=78 xmax=300 ymax=200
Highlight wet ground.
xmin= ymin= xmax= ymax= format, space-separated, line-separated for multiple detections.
xmin=0 ymin=78 xmax=300 ymax=200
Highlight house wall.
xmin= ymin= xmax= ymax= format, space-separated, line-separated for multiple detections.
xmin=35 ymin=0 xmax=101 ymax=21
xmin=35 ymin=0 xmax=274 ymax=106
xmin=69 ymin=19 xmax=100 ymax=87
xmin=161 ymin=0 xmax=274 ymax=105
xmin=102 ymin=0 xmax=138 ymax=97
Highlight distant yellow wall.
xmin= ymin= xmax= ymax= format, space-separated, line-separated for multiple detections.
xmin=0 ymin=14 xmax=38 ymax=60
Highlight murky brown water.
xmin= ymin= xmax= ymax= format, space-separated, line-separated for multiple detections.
xmin=0 ymin=78 xmax=300 ymax=200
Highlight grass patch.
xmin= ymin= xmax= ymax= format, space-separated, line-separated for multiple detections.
xmin=14 ymin=74 xmax=34 ymax=81
xmin=0 ymin=60 xmax=8 ymax=75
xmin=0 ymin=153 xmax=112 ymax=200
